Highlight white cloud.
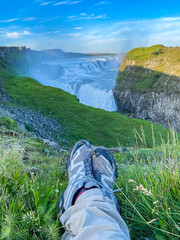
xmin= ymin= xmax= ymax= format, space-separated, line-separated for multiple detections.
xmin=61 ymin=33 xmax=81 ymax=37
xmin=5 ymin=31 xmax=31 ymax=39
xmin=80 ymin=13 xmax=87 ymax=16
xmin=108 ymin=27 xmax=131 ymax=37
xmin=41 ymin=1 xmax=54 ymax=5
xmin=68 ymin=13 xmax=107 ymax=20
xmin=6 ymin=32 xmax=20 ymax=39
xmin=47 ymin=30 xmax=61 ymax=33
xmin=161 ymin=17 xmax=180 ymax=22
xmin=0 ymin=18 xmax=20 ymax=23
xmin=23 ymin=31 xmax=31 ymax=35
xmin=62 ymin=16 xmax=180 ymax=52
xmin=94 ymin=1 xmax=110 ymax=6
xmin=67 ymin=15 xmax=77 ymax=18
xmin=37 ymin=16 xmax=59 ymax=23
xmin=70 ymin=1 xmax=80 ymax=4
xmin=54 ymin=1 xmax=69 ymax=5
xmin=74 ymin=27 xmax=82 ymax=29
xmin=3 ymin=16 xmax=180 ymax=53
xmin=22 ymin=17 xmax=36 ymax=22
xmin=94 ymin=14 xmax=107 ymax=19
xmin=53 ymin=0 xmax=80 ymax=6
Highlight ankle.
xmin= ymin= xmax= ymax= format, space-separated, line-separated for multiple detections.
xmin=73 ymin=186 xmax=98 ymax=204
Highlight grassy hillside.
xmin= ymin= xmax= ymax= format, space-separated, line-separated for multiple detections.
xmin=120 ymin=45 xmax=180 ymax=75
xmin=116 ymin=45 xmax=180 ymax=94
xmin=0 ymin=60 xmax=172 ymax=148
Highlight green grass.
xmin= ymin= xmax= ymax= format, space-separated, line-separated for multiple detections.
xmin=0 ymin=116 xmax=25 ymax=137
xmin=0 ymin=128 xmax=179 ymax=239
xmin=123 ymin=45 xmax=165 ymax=64
xmin=120 ymin=44 xmax=180 ymax=76
xmin=115 ymin=134 xmax=180 ymax=239
xmin=0 ymin=135 xmax=67 ymax=240
xmin=0 ymin=117 xmax=17 ymax=129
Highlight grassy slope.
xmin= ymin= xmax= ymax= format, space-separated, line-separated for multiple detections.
xmin=117 ymin=45 xmax=180 ymax=93
xmin=121 ymin=45 xmax=180 ymax=75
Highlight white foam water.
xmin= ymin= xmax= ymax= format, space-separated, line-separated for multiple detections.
xmin=59 ymin=82 xmax=117 ymax=111
xmin=30 ymin=55 xmax=120 ymax=112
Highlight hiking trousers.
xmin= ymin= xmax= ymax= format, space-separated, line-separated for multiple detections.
xmin=60 ymin=188 xmax=130 ymax=240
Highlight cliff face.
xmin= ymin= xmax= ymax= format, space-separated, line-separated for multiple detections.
xmin=113 ymin=45 xmax=180 ymax=132
xmin=0 ymin=46 xmax=27 ymax=63
xmin=0 ymin=46 xmax=27 ymax=54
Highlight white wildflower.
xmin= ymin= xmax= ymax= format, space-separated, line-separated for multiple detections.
xmin=128 ymin=179 xmax=136 ymax=183
xmin=133 ymin=184 xmax=152 ymax=196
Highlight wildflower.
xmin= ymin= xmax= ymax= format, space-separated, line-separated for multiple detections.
xmin=133 ymin=184 xmax=152 ymax=196
xmin=128 ymin=179 xmax=136 ymax=183
xmin=60 ymin=183 xmax=63 ymax=186
xmin=55 ymin=189 xmax=59 ymax=193
xmin=23 ymin=211 xmax=38 ymax=222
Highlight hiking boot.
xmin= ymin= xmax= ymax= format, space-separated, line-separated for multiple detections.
xmin=91 ymin=146 xmax=119 ymax=209
xmin=58 ymin=140 xmax=99 ymax=215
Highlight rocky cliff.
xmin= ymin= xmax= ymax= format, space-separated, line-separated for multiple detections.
xmin=113 ymin=45 xmax=180 ymax=132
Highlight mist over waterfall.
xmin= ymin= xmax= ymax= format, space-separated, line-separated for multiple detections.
xmin=28 ymin=55 xmax=121 ymax=111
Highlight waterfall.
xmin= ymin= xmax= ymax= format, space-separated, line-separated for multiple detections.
xmin=59 ymin=82 xmax=117 ymax=111
xmin=28 ymin=55 xmax=120 ymax=112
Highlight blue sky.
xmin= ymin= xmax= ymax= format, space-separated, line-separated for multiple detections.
xmin=0 ymin=0 xmax=180 ymax=53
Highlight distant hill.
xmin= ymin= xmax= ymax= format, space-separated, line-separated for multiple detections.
xmin=26 ymin=48 xmax=89 ymax=62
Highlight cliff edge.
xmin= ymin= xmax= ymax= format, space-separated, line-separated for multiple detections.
xmin=113 ymin=45 xmax=180 ymax=132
